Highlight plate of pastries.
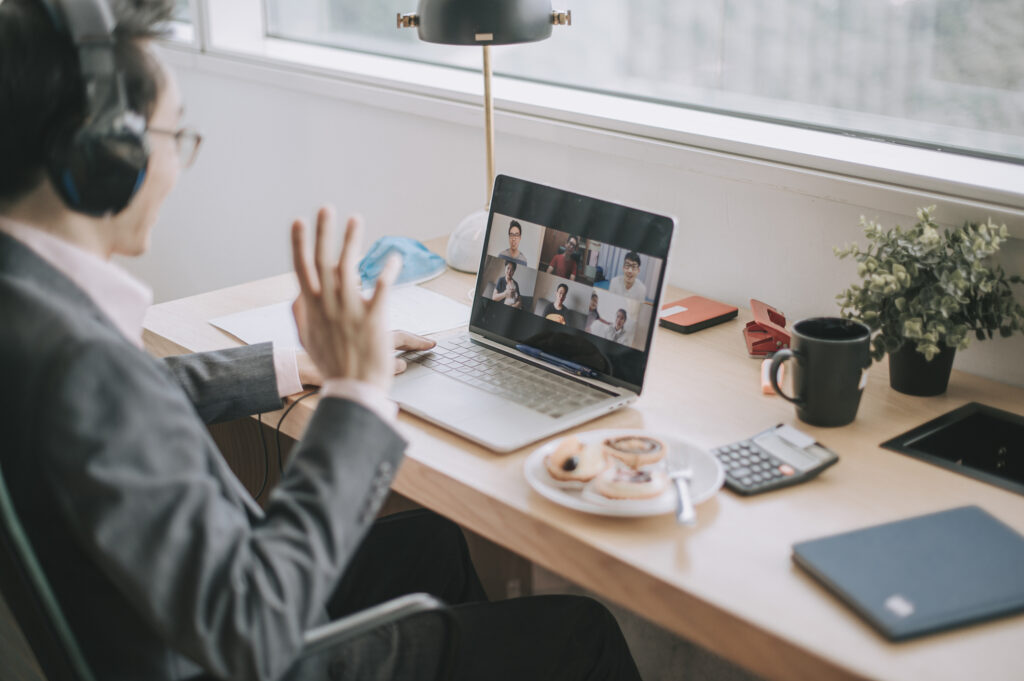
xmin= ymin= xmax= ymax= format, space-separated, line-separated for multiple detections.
xmin=524 ymin=429 xmax=724 ymax=517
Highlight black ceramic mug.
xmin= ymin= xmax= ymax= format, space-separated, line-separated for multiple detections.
xmin=769 ymin=317 xmax=872 ymax=427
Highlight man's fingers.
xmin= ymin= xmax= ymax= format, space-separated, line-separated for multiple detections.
xmin=292 ymin=298 xmax=309 ymax=348
xmin=394 ymin=357 xmax=409 ymax=375
xmin=367 ymin=253 xmax=402 ymax=317
xmin=314 ymin=207 xmax=338 ymax=315
xmin=337 ymin=214 xmax=364 ymax=308
xmin=393 ymin=330 xmax=436 ymax=351
xmin=291 ymin=220 xmax=316 ymax=296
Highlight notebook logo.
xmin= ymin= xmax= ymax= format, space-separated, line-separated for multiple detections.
xmin=884 ymin=594 xmax=915 ymax=618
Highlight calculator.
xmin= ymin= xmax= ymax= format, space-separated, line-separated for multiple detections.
xmin=711 ymin=424 xmax=839 ymax=495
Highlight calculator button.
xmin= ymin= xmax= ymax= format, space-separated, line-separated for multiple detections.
xmin=740 ymin=477 xmax=753 ymax=486
xmin=779 ymin=464 xmax=795 ymax=476
xmin=731 ymin=466 xmax=752 ymax=478
xmin=751 ymin=473 xmax=763 ymax=482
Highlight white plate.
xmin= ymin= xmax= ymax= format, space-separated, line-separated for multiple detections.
xmin=524 ymin=429 xmax=725 ymax=517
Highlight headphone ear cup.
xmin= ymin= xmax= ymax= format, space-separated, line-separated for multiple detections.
xmin=47 ymin=127 xmax=149 ymax=217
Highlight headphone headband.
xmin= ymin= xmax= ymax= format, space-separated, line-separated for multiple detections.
xmin=43 ymin=0 xmax=116 ymax=44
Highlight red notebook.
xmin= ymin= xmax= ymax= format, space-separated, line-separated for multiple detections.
xmin=659 ymin=296 xmax=738 ymax=334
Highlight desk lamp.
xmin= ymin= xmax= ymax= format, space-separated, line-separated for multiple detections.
xmin=398 ymin=0 xmax=571 ymax=272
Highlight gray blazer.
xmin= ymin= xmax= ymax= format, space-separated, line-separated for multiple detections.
xmin=0 ymin=232 xmax=407 ymax=681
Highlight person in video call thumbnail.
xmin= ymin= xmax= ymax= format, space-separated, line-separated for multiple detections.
xmin=584 ymin=292 xmax=608 ymax=333
xmin=491 ymin=260 xmax=523 ymax=309
xmin=498 ymin=219 xmax=527 ymax=266
xmin=604 ymin=308 xmax=633 ymax=345
xmin=546 ymin=234 xmax=579 ymax=280
xmin=608 ymin=250 xmax=647 ymax=301
xmin=542 ymin=282 xmax=571 ymax=325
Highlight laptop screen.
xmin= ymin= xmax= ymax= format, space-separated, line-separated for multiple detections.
xmin=469 ymin=175 xmax=675 ymax=393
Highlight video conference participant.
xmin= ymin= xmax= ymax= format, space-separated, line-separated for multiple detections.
xmin=546 ymin=233 xmax=579 ymax=280
xmin=497 ymin=219 xmax=527 ymax=266
xmin=585 ymin=292 xmax=609 ymax=333
xmin=603 ymin=308 xmax=635 ymax=345
xmin=0 ymin=3 xmax=642 ymax=680
xmin=607 ymin=250 xmax=647 ymax=301
xmin=491 ymin=259 xmax=523 ymax=308
xmin=541 ymin=282 xmax=573 ymax=325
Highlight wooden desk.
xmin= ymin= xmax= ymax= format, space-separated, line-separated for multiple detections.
xmin=144 ymin=243 xmax=1024 ymax=681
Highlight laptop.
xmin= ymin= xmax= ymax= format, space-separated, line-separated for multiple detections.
xmin=792 ymin=505 xmax=1024 ymax=640
xmin=392 ymin=175 xmax=676 ymax=452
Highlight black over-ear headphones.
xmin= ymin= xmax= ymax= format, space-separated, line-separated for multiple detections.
xmin=40 ymin=0 xmax=149 ymax=217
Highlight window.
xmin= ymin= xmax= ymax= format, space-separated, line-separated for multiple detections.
xmin=172 ymin=0 xmax=191 ymax=22
xmin=263 ymin=0 xmax=1024 ymax=163
xmin=165 ymin=0 xmax=195 ymax=43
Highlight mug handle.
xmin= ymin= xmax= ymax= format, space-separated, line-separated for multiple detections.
xmin=769 ymin=349 xmax=803 ymax=405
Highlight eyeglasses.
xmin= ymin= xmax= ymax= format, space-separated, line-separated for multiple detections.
xmin=623 ymin=262 xmax=640 ymax=271
xmin=148 ymin=126 xmax=203 ymax=169
xmin=509 ymin=232 xmax=521 ymax=238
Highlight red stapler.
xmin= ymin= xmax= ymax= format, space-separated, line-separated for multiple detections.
xmin=744 ymin=299 xmax=790 ymax=357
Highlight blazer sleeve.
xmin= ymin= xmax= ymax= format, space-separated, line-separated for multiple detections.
xmin=39 ymin=338 xmax=407 ymax=681
xmin=162 ymin=342 xmax=283 ymax=423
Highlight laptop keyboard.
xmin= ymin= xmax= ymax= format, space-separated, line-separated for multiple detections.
xmin=402 ymin=336 xmax=611 ymax=418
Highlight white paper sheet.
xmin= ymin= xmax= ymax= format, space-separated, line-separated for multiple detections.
xmin=209 ymin=286 xmax=470 ymax=347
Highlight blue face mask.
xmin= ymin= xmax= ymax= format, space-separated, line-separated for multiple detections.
xmin=358 ymin=236 xmax=447 ymax=288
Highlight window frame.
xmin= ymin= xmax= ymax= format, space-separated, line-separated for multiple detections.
xmin=165 ymin=0 xmax=1024 ymax=233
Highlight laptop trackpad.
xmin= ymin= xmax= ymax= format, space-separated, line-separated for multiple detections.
xmin=392 ymin=371 xmax=543 ymax=428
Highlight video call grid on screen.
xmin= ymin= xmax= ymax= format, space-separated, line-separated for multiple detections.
xmin=470 ymin=176 xmax=674 ymax=392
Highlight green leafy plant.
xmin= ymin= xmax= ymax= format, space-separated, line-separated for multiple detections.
xmin=835 ymin=206 xmax=1024 ymax=362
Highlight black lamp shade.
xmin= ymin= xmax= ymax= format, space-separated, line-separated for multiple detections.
xmin=415 ymin=0 xmax=553 ymax=45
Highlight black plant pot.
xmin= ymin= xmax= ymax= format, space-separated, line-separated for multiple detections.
xmin=888 ymin=343 xmax=956 ymax=396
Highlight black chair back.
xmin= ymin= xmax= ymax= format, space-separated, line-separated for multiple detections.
xmin=0 ymin=464 xmax=97 ymax=681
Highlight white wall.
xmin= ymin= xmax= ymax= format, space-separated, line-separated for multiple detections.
xmin=124 ymin=47 xmax=1024 ymax=387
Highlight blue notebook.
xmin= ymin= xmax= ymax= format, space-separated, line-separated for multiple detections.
xmin=792 ymin=506 xmax=1024 ymax=640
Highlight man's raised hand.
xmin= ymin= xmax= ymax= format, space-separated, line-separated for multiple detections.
xmin=291 ymin=207 xmax=399 ymax=391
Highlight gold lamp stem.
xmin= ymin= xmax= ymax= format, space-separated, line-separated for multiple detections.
xmin=482 ymin=44 xmax=495 ymax=208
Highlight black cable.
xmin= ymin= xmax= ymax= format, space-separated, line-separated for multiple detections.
xmin=252 ymin=412 xmax=270 ymax=502
xmin=275 ymin=390 xmax=317 ymax=475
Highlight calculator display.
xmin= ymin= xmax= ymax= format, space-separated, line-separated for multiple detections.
xmin=752 ymin=432 xmax=818 ymax=471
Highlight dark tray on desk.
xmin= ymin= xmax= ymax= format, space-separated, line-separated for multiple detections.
xmin=881 ymin=402 xmax=1024 ymax=497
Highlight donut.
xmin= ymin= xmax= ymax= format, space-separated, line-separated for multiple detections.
xmin=602 ymin=435 xmax=667 ymax=469
xmin=545 ymin=436 xmax=608 ymax=482
xmin=593 ymin=466 xmax=669 ymax=500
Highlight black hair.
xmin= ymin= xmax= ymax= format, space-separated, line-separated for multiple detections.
xmin=624 ymin=251 xmax=641 ymax=267
xmin=557 ymin=283 xmax=569 ymax=294
xmin=508 ymin=220 xmax=521 ymax=235
xmin=0 ymin=0 xmax=175 ymax=205
xmin=617 ymin=308 xmax=627 ymax=320
xmin=504 ymin=259 xmax=517 ymax=273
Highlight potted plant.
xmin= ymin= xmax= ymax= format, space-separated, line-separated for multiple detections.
xmin=834 ymin=206 xmax=1024 ymax=396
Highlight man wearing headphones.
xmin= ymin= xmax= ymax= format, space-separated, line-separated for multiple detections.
xmin=0 ymin=1 xmax=642 ymax=680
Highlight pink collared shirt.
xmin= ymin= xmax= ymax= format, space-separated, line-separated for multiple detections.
xmin=0 ymin=217 xmax=396 ymax=423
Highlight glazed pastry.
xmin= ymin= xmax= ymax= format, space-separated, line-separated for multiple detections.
xmin=545 ymin=436 xmax=608 ymax=482
xmin=603 ymin=435 xmax=667 ymax=469
xmin=593 ymin=466 xmax=669 ymax=500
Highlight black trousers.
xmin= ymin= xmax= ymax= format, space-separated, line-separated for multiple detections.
xmin=326 ymin=509 xmax=643 ymax=681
